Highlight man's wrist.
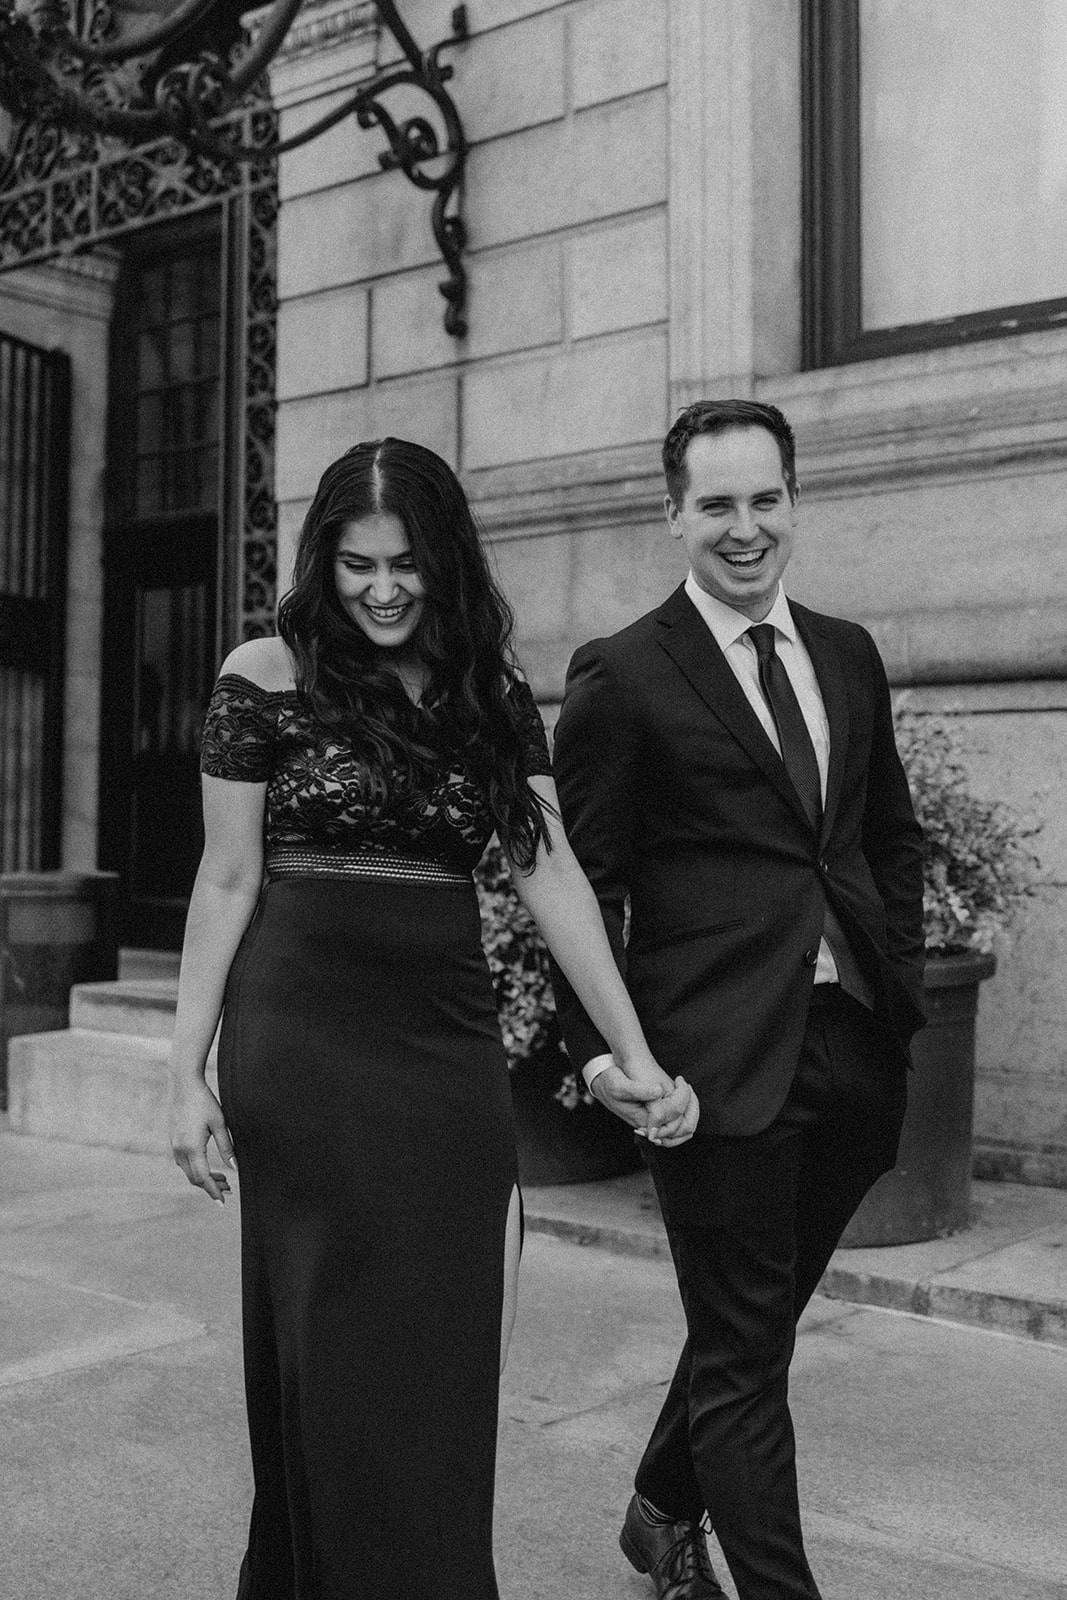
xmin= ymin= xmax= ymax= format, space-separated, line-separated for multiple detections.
xmin=581 ymin=1054 xmax=614 ymax=1091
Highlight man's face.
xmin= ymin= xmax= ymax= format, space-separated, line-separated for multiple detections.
xmin=666 ymin=426 xmax=798 ymax=622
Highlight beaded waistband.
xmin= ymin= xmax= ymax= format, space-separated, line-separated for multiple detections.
xmin=266 ymin=848 xmax=471 ymax=887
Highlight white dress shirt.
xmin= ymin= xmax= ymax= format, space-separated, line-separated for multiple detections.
xmin=582 ymin=576 xmax=838 ymax=1090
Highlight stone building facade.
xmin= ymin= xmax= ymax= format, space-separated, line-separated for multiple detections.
xmin=2 ymin=0 xmax=1065 ymax=1181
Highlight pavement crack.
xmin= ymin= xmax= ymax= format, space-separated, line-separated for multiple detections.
xmin=0 ymin=1262 xmax=156 ymax=1314
xmin=809 ymin=1507 xmax=1067 ymax=1586
xmin=533 ymin=1381 xmax=671 ymax=1430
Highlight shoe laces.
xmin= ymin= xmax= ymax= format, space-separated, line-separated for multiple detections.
xmin=662 ymin=1518 xmax=715 ymax=1587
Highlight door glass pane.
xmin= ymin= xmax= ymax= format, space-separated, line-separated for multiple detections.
xmin=138 ymin=328 xmax=164 ymax=389
xmin=138 ymin=265 xmax=167 ymax=329
xmin=123 ymin=240 xmax=222 ymax=520
xmin=860 ymin=0 xmax=1067 ymax=328
xmin=169 ymin=318 xmax=196 ymax=385
xmin=197 ymin=444 xmax=220 ymax=511
xmin=198 ymin=315 xmax=221 ymax=378
xmin=131 ymin=580 xmax=211 ymax=898
xmin=170 ymin=256 xmax=199 ymax=323
xmin=136 ymin=392 xmax=164 ymax=453
xmin=135 ymin=455 xmax=163 ymax=515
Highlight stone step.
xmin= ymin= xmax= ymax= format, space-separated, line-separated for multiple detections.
xmin=12 ymin=1030 xmax=166 ymax=1154
xmin=70 ymin=980 xmax=178 ymax=1038
xmin=7 ymin=1028 xmax=217 ymax=1155
xmin=118 ymin=948 xmax=181 ymax=982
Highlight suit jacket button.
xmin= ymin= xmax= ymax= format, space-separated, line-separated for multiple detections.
xmin=803 ymin=948 xmax=818 ymax=966
xmin=819 ymin=859 xmax=829 ymax=873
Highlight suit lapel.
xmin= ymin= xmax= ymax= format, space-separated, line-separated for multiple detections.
xmin=791 ymin=602 xmax=851 ymax=845
xmin=654 ymin=585 xmax=814 ymax=832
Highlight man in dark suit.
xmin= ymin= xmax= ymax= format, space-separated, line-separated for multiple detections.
xmin=551 ymin=400 xmax=926 ymax=1600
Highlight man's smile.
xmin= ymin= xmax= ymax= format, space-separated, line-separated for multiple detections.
xmin=721 ymin=549 xmax=768 ymax=569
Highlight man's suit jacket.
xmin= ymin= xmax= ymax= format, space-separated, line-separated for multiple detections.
xmin=552 ymin=584 xmax=926 ymax=1211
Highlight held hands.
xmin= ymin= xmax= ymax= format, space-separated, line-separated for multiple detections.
xmin=170 ymin=1079 xmax=236 ymax=1205
xmin=589 ymin=1057 xmax=699 ymax=1147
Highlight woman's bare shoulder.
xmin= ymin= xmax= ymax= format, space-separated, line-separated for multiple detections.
xmin=218 ymin=635 xmax=296 ymax=693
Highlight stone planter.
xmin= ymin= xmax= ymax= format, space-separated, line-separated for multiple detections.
xmin=0 ymin=870 xmax=119 ymax=1110
xmin=839 ymin=949 xmax=997 ymax=1247
xmin=510 ymin=1034 xmax=643 ymax=1186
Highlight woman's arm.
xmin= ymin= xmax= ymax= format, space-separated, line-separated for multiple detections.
xmin=507 ymin=777 xmax=699 ymax=1146
xmin=169 ymin=774 xmax=266 ymax=1202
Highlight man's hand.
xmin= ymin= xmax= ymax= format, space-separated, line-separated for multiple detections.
xmin=590 ymin=1065 xmax=700 ymax=1146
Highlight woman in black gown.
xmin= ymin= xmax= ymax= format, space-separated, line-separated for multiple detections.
xmin=169 ymin=438 xmax=698 ymax=1600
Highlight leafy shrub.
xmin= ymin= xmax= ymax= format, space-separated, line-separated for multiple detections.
xmin=474 ymin=844 xmax=592 ymax=1107
xmin=474 ymin=843 xmax=557 ymax=1066
xmin=894 ymin=711 xmax=1040 ymax=954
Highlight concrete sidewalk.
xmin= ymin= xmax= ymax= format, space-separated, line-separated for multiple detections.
xmin=2 ymin=1125 xmax=1067 ymax=1600
xmin=3 ymin=1119 xmax=1066 ymax=1347
xmin=523 ymin=1166 xmax=1067 ymax=1346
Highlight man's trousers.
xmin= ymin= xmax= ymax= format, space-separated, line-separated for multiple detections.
xmin=635 ymin=985 xmax=908 ymax=1600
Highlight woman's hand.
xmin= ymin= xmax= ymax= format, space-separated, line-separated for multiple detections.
xmin=170 ymin=1080 xmax=236 ymax=1205
xmin=643 ymin=1075 xmax=700 ymax=1146
xmin=593 ymin=1056 xmax=700 ymax=1146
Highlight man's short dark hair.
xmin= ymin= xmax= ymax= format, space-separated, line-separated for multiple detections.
xmin=662 ymin=399 xmax=797 ymax=506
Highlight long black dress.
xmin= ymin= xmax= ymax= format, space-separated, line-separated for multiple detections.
xmin=200 ymin=673 xmax=552 ymax=1600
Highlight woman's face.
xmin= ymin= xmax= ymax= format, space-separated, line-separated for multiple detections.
xmin=333 ymin=513 xmax=427 ymax=651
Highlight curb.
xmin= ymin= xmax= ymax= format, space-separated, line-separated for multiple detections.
xmin=818 ymin=1264 xmax=1067 ymax=1346
xmin=523 ymin=1209 xmax=1067 ymax=1349
xmin=525 ymin=1211 xmax=670 ymax=1262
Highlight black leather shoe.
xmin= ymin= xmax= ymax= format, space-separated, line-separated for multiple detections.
xmin=619 ymin=1494 xmax=727 ymax=1599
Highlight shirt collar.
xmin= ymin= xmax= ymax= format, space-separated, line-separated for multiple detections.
xmin=683 ymin=571 xmax=797 ymax=650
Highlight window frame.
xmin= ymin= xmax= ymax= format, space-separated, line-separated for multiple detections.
xmin=802 ymin=0 xmax=1067 ymax=368
xmin=107 ymin=213 xmax=223 ymax=525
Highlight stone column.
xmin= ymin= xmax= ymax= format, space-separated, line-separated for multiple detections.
xmin=668 ymin=0 xmax=801 ymax=409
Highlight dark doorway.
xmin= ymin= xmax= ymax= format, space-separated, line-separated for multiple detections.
xmin=99 ymin=217 xmax=223 ymax=949
xmin=0 ymin=332 xmax=70 ymax=871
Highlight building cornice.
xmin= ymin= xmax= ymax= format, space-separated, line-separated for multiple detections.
xmin=0 ymin=250 xmax=120 ymax=321
xmin=766 ymin=328 xmax=1067 ymax=499
xmin=467 ymin=443 xmax=664 ymax=542
xmin=255 ymin=0 xmax=378 ymax=63
xmin=466 ymin=329 xmax=1067 ymax=546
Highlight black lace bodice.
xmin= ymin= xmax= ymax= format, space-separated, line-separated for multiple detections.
xmin=200 ymin=673 xmax=553 ymax=874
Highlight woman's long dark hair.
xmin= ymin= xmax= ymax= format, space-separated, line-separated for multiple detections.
xmin=278 ymin=438 xmax=551 ymax=868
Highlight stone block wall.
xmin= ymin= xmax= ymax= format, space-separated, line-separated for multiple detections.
xmin=271 ymin=0 xmax=669 ymax=591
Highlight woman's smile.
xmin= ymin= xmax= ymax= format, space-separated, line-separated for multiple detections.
xmin=361 ymin=598 xmax=414 ymax=625
xmin=334 ymin=512 xmax=427 ymax=649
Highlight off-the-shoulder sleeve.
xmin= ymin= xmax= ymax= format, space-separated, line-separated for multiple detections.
xmin=509 ymin=678 xmax=553 ymax=778
xmin=200 ymin=675 xmax=275 ymax=782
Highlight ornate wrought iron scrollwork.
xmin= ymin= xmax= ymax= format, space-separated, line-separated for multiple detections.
xmin=0 ymin=0 xmax=470 ymax=333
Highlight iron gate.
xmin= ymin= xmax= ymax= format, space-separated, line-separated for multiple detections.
xmin=0 ymin=332 xmax=70 ymax=871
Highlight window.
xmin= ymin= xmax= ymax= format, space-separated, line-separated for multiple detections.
xmin=804 ymin=0 xmax=1067 ymax=365
xmin=110 ymin=239 xmax=221 ymax=522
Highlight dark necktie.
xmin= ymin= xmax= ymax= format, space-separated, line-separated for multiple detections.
xmin=747 ymin=623 xmax=874 ymax=1008
xmin=747 ymin=624 xmax=822 ymax=829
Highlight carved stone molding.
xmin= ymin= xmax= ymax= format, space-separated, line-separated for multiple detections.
xmin=767 ymin=327 xmax=1067 ymax=500
xmin=261 ymin=0 xmax=378 ymax=65
xmin=861 ymin=602 xmax=1067 ymax=688
xmin=0 ymin=244 xmax=119 ymax=317
xmin=468 ymin=444 xmax=663 ymax=543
